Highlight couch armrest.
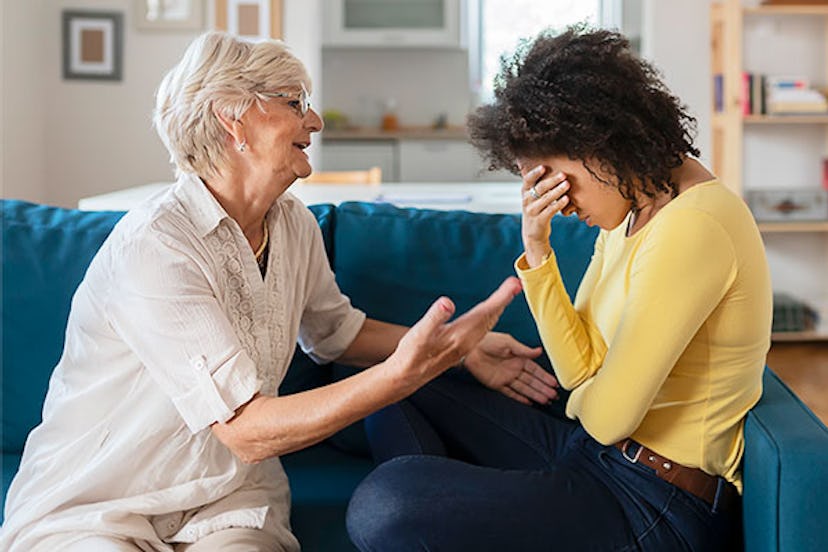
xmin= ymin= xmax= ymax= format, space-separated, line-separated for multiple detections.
xmin=743 ymin=368 xmax=828 ymax=552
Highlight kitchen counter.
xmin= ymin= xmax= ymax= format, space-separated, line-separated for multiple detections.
xmin=78 ymin=181 xmax=522 ymax=214
xmin=321 ymin=126 xmax=468 ymax=141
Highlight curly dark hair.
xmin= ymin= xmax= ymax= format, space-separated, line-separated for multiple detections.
xmin=467 ymin=24 xmax=699 ymax=204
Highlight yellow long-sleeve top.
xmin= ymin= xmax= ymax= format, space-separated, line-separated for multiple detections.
xmin=516 ymin=180 xmax=772 ymax=491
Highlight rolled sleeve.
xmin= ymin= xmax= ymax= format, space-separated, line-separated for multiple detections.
xmin=302 ymin=307 xmax=366 ymax=364
xmin=173 ymin=352 xmax=262 ymax=433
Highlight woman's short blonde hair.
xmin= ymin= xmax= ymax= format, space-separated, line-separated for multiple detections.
xmin=153 ymin=31 xmax=310 ymax=179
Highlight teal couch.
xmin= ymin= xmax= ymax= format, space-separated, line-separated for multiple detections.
xmin=2 ymin=199 xmax=827 ymax=551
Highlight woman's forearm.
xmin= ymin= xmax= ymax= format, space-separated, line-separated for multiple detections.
xmin=335 ymin=318 xmax=408 ymax=368
xmin=215 ymin=318 xmax=414 ymax=463
xmin=212 ymin=359 xmax=415 ymax=462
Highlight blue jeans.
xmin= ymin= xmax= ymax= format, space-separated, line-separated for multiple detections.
xmin=346 ymin=371 xmax=741 ymax=551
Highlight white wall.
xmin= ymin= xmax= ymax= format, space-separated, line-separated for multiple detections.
xmin=2 ymin=0 xmax=48 ymax=203
xmin=283 ymin=0 xmax=323 ymax=168
xmin=2 ymin=0 xmax=322 ymax=208
xmin=46 ymin=0 xmax=199 ymax=208
xmin=642 ymin=0 xmax=713 ymax=166
xmin=0 ymin=0 xmax=5 ymax=199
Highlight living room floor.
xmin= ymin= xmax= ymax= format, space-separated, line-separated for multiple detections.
xmin=767 ymin=342 xmax=828 ymax=425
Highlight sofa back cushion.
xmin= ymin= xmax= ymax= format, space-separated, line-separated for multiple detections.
xmin=2 ymin=200 xmax=125 ymax=453
xmin=332 ymin=201 xmax=599 ymax=363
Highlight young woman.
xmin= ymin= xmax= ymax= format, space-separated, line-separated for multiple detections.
xmin=346 ymin=26 xmax=771 ymax=551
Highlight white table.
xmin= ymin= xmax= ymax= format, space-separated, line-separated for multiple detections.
xmin=78 ymin=182 xmax=523 ymax=214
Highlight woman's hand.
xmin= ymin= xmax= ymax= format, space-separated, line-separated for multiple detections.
xmin=464 ymin=332 xmax=559 ymax=405
xmin=388 ymin=277 xmax=523 ymax=394
xmin=521 ymin=165 xmax=571 ymax=268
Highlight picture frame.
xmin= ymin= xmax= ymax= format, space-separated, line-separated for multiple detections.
xmin=214 ymin=0 xmax=283 ymax=40
xmin=134 ymin=0 xmax=204 ymax=31
xmin=62 ymin=10 xmax=124 ymax=81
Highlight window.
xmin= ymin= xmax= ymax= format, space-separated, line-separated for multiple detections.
xmin=471 ymin=0 xmax=630 ymax=103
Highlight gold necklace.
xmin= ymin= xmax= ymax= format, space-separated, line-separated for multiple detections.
xmin=254 ymin=219 xmax=268 ymax=261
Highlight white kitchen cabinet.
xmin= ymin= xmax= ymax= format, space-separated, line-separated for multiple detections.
xmin=323 ymin=0 xmax=463 ymax=48
xmin=320 ymin=141 xmax=398 ymax=182
xmin=398 ymin=139 xmax=511 ymax=182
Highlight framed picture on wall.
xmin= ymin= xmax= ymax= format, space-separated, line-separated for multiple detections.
xmin=214 ymin=0 xmax=283 ymax=40
xmin=134 ymin=0 xmax=204 ymax=31
xmin=62 ymin=10 xmax=124 ymax=81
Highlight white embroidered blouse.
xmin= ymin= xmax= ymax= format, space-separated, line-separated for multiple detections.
xmin=0 ymin=175 xmax=366 ymax=551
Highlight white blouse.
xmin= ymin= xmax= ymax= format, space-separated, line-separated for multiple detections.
xmin=0 ymin=175 xmax=366 ymax=551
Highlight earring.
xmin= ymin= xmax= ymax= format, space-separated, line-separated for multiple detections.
xmin=236 ymin=140 xmax=247 ymax=153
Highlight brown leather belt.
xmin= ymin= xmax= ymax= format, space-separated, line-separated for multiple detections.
xmin=613 ymin=439 xmax=730 ymax=506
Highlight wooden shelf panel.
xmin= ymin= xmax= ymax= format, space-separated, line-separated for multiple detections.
xmin=772 ymin=331 xmax=828 ymax=343
xmin=744 ymin=115 xmax=828 ymax=124
xmin=757 ymin=221 xmax=828 ymax=232
xmin=745 ymin=5 xmax=828 ymax=16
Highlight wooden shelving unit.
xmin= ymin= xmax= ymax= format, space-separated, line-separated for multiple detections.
xmin=757 ymin=221 xmax=828 ymax=232
xmin=711 ymin=0 xmax=828 ymax=342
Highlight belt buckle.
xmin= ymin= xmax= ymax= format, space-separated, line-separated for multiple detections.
xmin=620 ymin=439 xmax=643 ymax=464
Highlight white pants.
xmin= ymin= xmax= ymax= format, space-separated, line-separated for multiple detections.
xmin=34 ymin=528 xmax=289 ymax=552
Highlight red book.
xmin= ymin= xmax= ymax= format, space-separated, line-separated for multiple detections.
xmin=742 ymin=72 xmax=752 ymax=116
xmin=823 ymin=158 xmax=828 ymax=191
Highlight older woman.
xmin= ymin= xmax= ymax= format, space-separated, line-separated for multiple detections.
xmin=0 ymin=32 xmax=556 ymax=552
xmin=346 ymin=26 xmax=772 ymax=551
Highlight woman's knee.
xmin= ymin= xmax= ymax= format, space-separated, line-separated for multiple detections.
xmin=346 ymin=456 xmax=440 ymax=550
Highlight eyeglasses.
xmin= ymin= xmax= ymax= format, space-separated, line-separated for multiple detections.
xmin=256 ymin=83 xmax=311 ymax=117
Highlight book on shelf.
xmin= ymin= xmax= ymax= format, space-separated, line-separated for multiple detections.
xmin=713 ymin=72 xmax=768 ymax=115
xmin=743 ymin=72 xmax=752 ymax=116
xmin=750 ymin=73 xmax=766 ymax=115
xmin=823 ymin=158 xmax=828 ymax=191
xmin=766 ymin=75 xmax=809 ymax=90
xmin=767 ymin=88 xmax=828 ymax=115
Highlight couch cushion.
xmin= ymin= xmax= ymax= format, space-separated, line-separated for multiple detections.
xmin=332 ymin=201 xmax=598 ymax=355
xmin=282 ymin=442 xmax=372 ymax=552
xmin=308 ymin=203 xmax=336 ymax=268
xmin=742 ymin=368 xmax=828 ymax=552
xmin=1 ymin=200 xmax=125 ymax=454
xmin=1 ymin=453 xmax=22 ymax=524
